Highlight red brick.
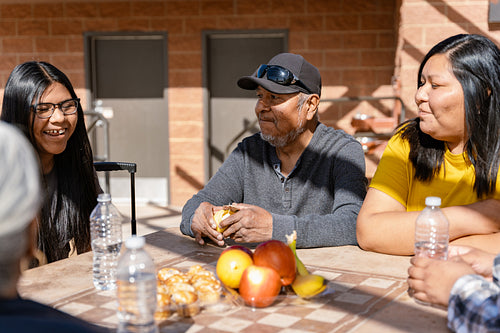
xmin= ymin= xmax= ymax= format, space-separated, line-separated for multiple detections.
xmin=166 ymin=1 xmax=201 ymax=16
xmin=307 ymin=0 xmax=341 ymax=14
xmin=169 ymin=139 xmax=204 ymax=156
xmin=64 ymin=71 xmax=85 ymax=88
xmin=289 ymin=32 xmax=307 ymax=50
xmin=254 ymin=15 xmax=288 ymax=29
xmin=320 ymin=69 xmax=343 ymax=86
xmin=35 ymin=37 xmax=67 ymax=52
xmin=236 ymin=0 xmax=270 ymax=15
xmin=288 ymin=15 xmax=324 ymax=32
xmin=169 ymin=106 xmax=203 ymax=122
xmin=1 ymin=4 xmax=32 ymax=19
xmin=51 ymin=19 xmax=84 ymax=35
xmin=325 ymin=50 xmax=360 ymax=68
xmin=68 ymin=37 xmax=84 ymax=52
xmin=132 ymin=1 xmax=166 ymax=17
xmin=217 ymin=16 xmax=254 ymax=29
xmin=184 ymin=17 xmax=217 ymax=33
xmin=169 ymin=70 xmax=202 ymax=87
xmin=325 ymin=15 xmax=360 ymax=31
xmin=168 ymin=88 xmax=203 ymax=104
xmin=169 ymin=53 xmax=201 ymax=70
xmin=401 ymin=3 xmax=448 ymax=25
xmin=99 ymin=2 xmax=131 ymax=17
xmin=343 ymin=0 xmax=377 ymax=12
xmin=376 ymin=69 xmax=395 ymax=86
xmin=117 ymin=18 xmax=150 ymax=30
xmin=34 ymin=3 xmax=63 ymax=18
xmin=344 ymin=33 xmax=378 ymax=49
xmin=3 ymin=37 xmax=33 ymax=53
xmin=170 ymin=121 xmax=203 ymax=138
xmin=201 ymin=0 xmax=234 ymax=15
xmin=18 ymin=19 xmax=49 ymax=36
xmin=65 ymin=2 xmax=99 ymax=17
xmin=270 ymin=0 xmax=305 ymax=14
xmin=151 ymin=18 xmax=183 ymax=33
xmin=0 ymin=21 xmax=16 ymax=35
xmin=51 ymin=54 xmax=84 ymax=70
xmin=361 ymin=50 xmax=395 ymax=67
xmin=361 ymin=14 xmax=394 ymax=30
xmin=379 ymin=32 xmax=396 ymax=48
xmin=84 ymin=18 xmax=119 ymax=31
xmin=423 ymin=25 xmax=468 ymax=47
xmin=168 ymin=34 xmax=200 ymax=52
xmin=309 ymin=33 xmax=343 ymax=50
xmin=447 ymin=4 xmax=487 ymax=24
xmin=343 ymin=69 xmax=376 ymax=85
xmin=0 ymin=55 xmax=18 ymax=71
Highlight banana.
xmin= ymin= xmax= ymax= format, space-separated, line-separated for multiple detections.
xmin=291 ymin=274 xmax=327 ymax=299
xmin=285 ymin=230 xmax=309 ymax=276
xmin=286 ymin=230 xmax=327 ymax=298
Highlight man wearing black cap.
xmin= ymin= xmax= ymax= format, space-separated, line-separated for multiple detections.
xmin=180 ymin=53 xmax=367 ymax=248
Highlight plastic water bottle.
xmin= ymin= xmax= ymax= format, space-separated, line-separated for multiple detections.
xmin=90 ymin=193 xmax=123 ymax=290
xmin=117 ymin=236 xmax=158 ymax=333
xmin=414 ymin=196 xmax=449 ymax=260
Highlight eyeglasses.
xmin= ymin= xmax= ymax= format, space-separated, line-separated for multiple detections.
xmin=31 ymin=98 xmax=80 ymax=119
xmin=256 ymin=64 xmax=311 ymax=93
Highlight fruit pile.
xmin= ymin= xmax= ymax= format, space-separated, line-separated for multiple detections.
xmin=215 ymin=231 xmax=327 ymax=308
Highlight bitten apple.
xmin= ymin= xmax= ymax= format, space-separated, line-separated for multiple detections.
xmin=239 ymin=265 xmax=282 ymax=308
xmin=253 ymin=240 xmax=296 ymax=285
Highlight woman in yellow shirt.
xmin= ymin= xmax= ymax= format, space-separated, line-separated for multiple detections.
xmin=357 ymin=34 xmax=500 ymax=255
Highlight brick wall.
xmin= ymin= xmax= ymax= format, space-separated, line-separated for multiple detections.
xmin=0 ymin=0 xmax=399 ymax=206
xmin=2 ymin=0 xmax=497 ymax=206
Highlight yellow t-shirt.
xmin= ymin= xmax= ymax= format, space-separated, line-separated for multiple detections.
xmin=370 ymin=133 xmax=500 ymax=211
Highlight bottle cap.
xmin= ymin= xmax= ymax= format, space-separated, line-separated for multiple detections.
xmin=97 ymin=193 xmax=111 ymax=202
xmin=425 ymin=196 xmax=441 ymax=206
xmin=125 ymin=235 xmax=145 ymax=249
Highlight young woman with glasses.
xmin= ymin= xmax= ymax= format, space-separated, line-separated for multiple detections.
xmin=1 ymin=61 xmax=100 ymax=265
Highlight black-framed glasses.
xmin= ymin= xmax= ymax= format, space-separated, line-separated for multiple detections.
xmin=256 ymin=64 xmax=311 ymax=93
xmin=31 ymin=98 xmax=80 ymax=119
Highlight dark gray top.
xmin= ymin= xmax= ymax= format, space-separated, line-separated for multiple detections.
xmin=180 ymin=123 xmax=367 ymax=248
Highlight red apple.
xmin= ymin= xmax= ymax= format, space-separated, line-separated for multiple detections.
xmin=239 ymin=265 xmax=282 ymax=308
xmin=221 ymin=245 xmax=253 ymax=259
xmin=253 ymin=240 xmax=296 ymax=286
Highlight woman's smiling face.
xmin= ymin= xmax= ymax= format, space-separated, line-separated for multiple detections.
xmin=415 ymin=53 xmax=466 ymax=154
xmin=31 ymin=82 xmax=78 ymax=166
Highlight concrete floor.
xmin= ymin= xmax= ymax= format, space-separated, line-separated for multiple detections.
xmin=115 ymin=203 xmax=182 ymax=238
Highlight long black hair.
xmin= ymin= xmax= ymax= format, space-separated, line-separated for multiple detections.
xmin=1 ymin=61 xmax=98 ymax=263
xmin=398 ymin=34 xmax=500 ymax=198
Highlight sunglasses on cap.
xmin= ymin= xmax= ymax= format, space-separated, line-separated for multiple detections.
xmin=256 ymin=64 xmax=311 ymax=93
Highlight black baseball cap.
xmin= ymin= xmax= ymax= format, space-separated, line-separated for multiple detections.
xmin=237 ymin=53 xmax=322 ymax=97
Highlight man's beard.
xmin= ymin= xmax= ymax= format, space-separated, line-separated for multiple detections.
xmin=260 ymin=117 xmax=306 ymax=148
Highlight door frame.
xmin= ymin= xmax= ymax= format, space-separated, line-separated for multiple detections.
xmin=202 ymin=29 xmax=288 ymax=181
xmin=83 ymin=31 xmax=170 ymax=205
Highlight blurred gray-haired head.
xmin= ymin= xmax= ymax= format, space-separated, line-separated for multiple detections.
xmin=0 ymin=121 xmax=41 ymax=236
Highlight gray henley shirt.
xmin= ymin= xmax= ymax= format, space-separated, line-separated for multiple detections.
xmin=180 ymin=123 xmax=367 ymax=248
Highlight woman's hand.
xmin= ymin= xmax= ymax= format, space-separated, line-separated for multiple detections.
xmin=448 ymin=245 xmax=496 ymax=279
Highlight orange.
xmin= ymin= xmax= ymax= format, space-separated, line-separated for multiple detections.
xmin=213 ymin=208 xmax=235 ymax=233
xmin=216 ymin=249 xmax=253 ymax=289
